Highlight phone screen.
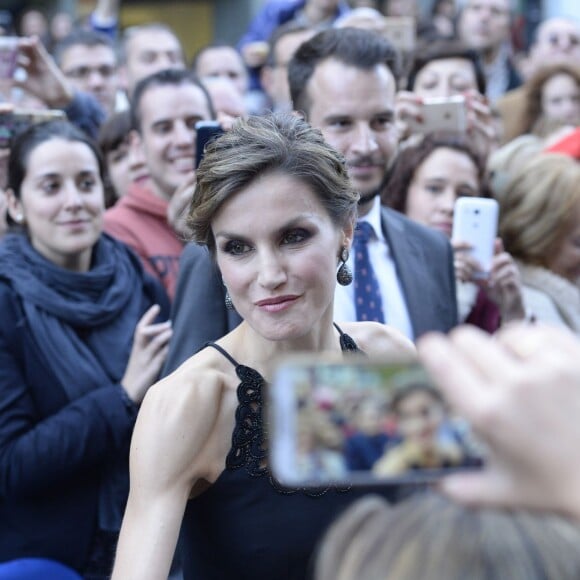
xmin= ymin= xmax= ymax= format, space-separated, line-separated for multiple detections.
xmin=195 ymin=121 xmax=224 ymax=168
xmin=0 ymin=109 xmax=66 ymax=149
xmin=269 ymin=357 xmax=484 ymax=487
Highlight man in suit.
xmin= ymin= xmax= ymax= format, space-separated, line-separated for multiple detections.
xmin=163 ymin=27 xmax=457 ymax=374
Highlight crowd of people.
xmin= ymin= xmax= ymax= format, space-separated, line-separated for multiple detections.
xmin=0 ymin=0 xmax=579 ymax=579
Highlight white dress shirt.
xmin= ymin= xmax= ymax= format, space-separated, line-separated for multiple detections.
xmin=333 ymin=196 xmax=414 ymax=340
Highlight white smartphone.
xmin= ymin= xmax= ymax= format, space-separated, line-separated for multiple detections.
xmin=452 ymin=197 xmax=499 ymax=279
xmin=268 ymin=355 xmax=484 ymax=487
xmin=407 ymin=95 xmax=468 ymax=135
xmin=383 ymin=17 xmax=416 ymax=52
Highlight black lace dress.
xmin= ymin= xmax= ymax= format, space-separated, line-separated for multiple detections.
xmin=179 ymin=328 xmax=397 ymax=580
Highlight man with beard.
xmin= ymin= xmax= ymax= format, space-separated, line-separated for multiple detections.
xmin=162 ymin=29 xmax=456 ymax=373
xmin=288 ymin=27 xmax=457 ymax=339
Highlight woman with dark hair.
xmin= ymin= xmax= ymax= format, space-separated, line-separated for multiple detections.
xmin=0 ymin=120 xmax=172 ymax=577
xmin=383 ymin=132 xmax=525 ymax=331
xmin=397 ymin=41 xmax=499 ymax=158
xmin=112 ymin=113 xmax=414 ymax=580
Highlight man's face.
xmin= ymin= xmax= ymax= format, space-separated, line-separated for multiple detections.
xmin=458 ymin=0 xmax=511 ymax=54
xmin=532 ymin=19 xmax=580 ymax=68
xmin=195 ymin=46 xmax=248 ymax=95
xmin=262 ymin=30 xmax=315 ymax=111
xmin=60 ymin=44 xmax=118 ymax=114
xmin=137 ymin=83 xmax=212 ymax=199
xmin=305 ymin=58 xmax=398 ymax=212
xmin=124 ymin=29 xmax=185 ymax=94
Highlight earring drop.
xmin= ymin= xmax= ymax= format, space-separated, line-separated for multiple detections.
xmin=225 ymin=289 xmax=235 ymax=311
xmin=336 ymin=247 xmax=353 ymax=286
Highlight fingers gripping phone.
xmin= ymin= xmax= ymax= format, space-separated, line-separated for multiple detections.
xmin=452 ymin=197 xmax=499 ymax=279
xmin=407 ymin=95 xmax=468 ymax=135
xmin=195 ymin=121 xmax=224 ymax=168
xmin=268 ymin=356 xmax=484 ymax=487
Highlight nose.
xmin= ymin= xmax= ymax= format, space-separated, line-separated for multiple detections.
xmin=439 ymin=188 xmax=456 ymax=214
xmin=257 ymin=249 xmax=287 ymax=290
xmin=62 ymin=181 xmax=83 ymax=210
xmin=350 ymin=123 xmax=379 ymax=156
xmin=173 ymin=120 xmax=194 ymax=147
xmin=87 ymin=69 xmax=105 ymax=89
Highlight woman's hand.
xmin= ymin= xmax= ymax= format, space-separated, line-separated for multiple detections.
xmin=484 ymin=239 xmax=525 ymax=322
xmin=121 ymin=304 xmax=172 ymax=404
xmin=418 ymin=324 xmax=580 ymax=521
xmin=465 ymin=90 xmax=500 ymax=157
xmin=452 ymin=240 xmax=482 ymax=283
xmin=394 ymin=90 xmax=423 ymax=141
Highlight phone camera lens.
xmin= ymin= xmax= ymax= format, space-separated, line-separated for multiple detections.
xmin=474 ymin=209 xmax=480 ymax=214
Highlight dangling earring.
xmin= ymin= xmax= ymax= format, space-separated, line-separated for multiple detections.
xmin=225 ymin=289 xmax=235 ymax=311
xmin=336 ymin=247 xmax=353 ymax=286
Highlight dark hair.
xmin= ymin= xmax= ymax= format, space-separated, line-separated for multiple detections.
xmin=389 ymin=382 xmax=444 ymax=415
xmin=188 ymin=113 xmax=358 ymax=254
xmin=8 ymin=120 xmax=105 ymax=198
xmin=265 ymin=22 xmax=313 ymax=68
xmin=288 ymin=27 xmax=398 ymax=116
xmin=53 ymin=29 xmax=116 ymax=66
xmin=97 ymin=110 xmax=134 ymax=207
xmin=130 ymin=68 xmax=215 ymax=132
xmin=190 ymin=43 xmax=244 ymax=72
xmin=119 ymin=22 xmax=182 ymax=65
xmin=406 ymin=40 xmax=487 ymax=94
xmin=382 ymin=132 xmax=489 ymax=212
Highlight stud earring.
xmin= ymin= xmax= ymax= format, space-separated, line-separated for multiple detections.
xmin=336 ymin=247 xmax=353 ymax=286
xmin=225 ymin=289 xmax=235 ymax=311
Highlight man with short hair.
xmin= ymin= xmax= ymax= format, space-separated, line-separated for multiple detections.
xmin=457 ymin=0 xmax=521 ymax=101
xmin=120 ymin=24 xmax=185 ymax=96
xmin=192 ymin=44 xmax=249 ymax=97
xmin=260 ymin=23 xmax=316 ymax=112
xmin=288 ymin=27 xmax=457 ymax=338
xmin=55 ymin=29 xmax=119 ymax=115
xmin=498 ymin=16 xmax=580 ymax=142
xmin=104 ymin=69 xmax=214 ymax=299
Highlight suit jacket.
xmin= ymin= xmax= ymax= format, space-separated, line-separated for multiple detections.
xmin=163 ymin=208 xmax=457 ymax=375
xmin=379 ymin=207 xmax=457 ymax=338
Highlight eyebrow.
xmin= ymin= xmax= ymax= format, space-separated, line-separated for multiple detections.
xmin=214 ymin=215 xmax=317 ymax=241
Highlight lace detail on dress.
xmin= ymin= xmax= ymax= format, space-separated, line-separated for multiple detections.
xmin=225 ymin=364 xmax=351 ymax=496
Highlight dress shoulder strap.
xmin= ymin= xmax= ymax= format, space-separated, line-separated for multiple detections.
xmin=204 ymin=341 xmax=240 ymax=368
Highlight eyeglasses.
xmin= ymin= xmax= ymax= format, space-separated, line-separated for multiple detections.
xmin=63 ymin=65 xmax=116 ymax=80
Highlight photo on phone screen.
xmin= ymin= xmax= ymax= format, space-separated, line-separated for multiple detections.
xmin=0 ymin=109 xmax=66 ymax=149
xmin=269 ymin=357 xmax=484 ymax=487
xmin=195 ymin=121 xmax=224 ymax=168
xmin=452 ymin=197 xmax=499 ymax=279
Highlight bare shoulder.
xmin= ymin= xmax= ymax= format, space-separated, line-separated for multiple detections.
xmin=341 ymin=322 xmax=416 ymax=359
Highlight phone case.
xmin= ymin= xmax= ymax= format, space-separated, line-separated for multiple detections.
xmin=268 ymin=355 xmax=484 ymax=487
xmin=452 ymin=197 xmax=499 ymax=278
xmin=407 ymin=96 xmax=467 ymax=135
xmin=195 ymin=121 xmax=224 ymax=168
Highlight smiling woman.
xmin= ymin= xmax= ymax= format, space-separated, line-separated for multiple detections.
xmin=0 ymin=121 xmax=172 ymax=577
xmin=112 ymin=113 xmax=415 ymax=580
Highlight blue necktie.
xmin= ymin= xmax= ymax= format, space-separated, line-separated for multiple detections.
xmin=353 ymin=222 xmax=385 ymax=323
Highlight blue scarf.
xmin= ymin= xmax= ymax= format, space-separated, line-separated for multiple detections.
xmin=0 ymin=232 xmax=169 ymax=535
xmin=0 ymin=232 xmax=168 ymax=400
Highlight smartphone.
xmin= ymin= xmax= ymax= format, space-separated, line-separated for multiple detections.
xmin=383 ymin=17 xmax=416 ymax=52
xmin=407 ymin=95 xmax=468 ymax=135
xmin=268 ymin=355 xmax=484 ymax=487
xmin=452 ymin=197 xmax=499 ymax=279
xmin=0 ymin=108 xmax=66 ymax=149
xmin=195 ymin=121 xmax=224 ymax=168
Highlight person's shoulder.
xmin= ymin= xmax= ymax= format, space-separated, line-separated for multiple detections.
xmin=341 ymin=321 xmax=416 ymax=359
xmin=381 ymin=207 xmax=451 ymax=251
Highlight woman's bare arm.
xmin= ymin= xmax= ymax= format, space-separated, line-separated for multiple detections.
xmin=112 ymin=366 xmax=236 ymax=580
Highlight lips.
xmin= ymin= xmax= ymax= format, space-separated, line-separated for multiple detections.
xmin=255 ymin=295 xmax=300 ymax=313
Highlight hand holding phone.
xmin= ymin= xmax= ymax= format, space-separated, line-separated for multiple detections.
xmin=452 ymin=197 xmax=499 ymax=280
xmin=406 ymin=95 xmax=468 ymax=135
